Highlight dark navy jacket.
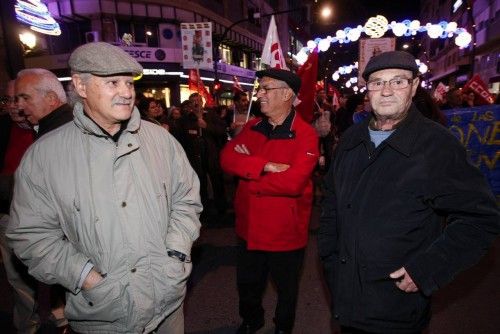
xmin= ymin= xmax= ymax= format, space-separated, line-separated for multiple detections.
xmin=318 ymin=104 xmax=499 ymax=333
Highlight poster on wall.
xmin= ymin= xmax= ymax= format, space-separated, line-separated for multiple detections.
xmin=180 ymin=22 xmax=213 ymax=70
xmin=358 ymin=37 xmax=395 ymax=85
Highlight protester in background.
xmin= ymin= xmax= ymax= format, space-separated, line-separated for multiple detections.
xmin=230 ymin=91 xmax=251 ymax=138
xmin=0 ymin=80 xmax=37 ymax=334
xmin=413 ymin=86 xmax=447 ymax=125
xmin=7 ymin=42 xmax=201 ymax=333
xmin=335 ymin=94 xmax=362 ymax=136
xmin=143 ymin=98 xmax=169 ymax=130
xmin=179 ymin=93 xmax=227 ymax=219
xmin=16 ymin=68 xmax=73 ymax=138
xmin=463 ymin=90 xmax=476 ymax=107
xmin=166 ymin=105 xmax=183 ymax=140
xmin=441 ymin=87 xmax=464 ymax=109
xmin=221 ymin=68 xmax=318 ymax=334
xmin=352 ymin=93 xmax=371 ymax=124
xmin=14 ymin=68 xmax=74 ymax=331
xmin=313 ymin=88 xmax=334 ymax=171
xmin=319 ymin=50 xmax=499 ymax=334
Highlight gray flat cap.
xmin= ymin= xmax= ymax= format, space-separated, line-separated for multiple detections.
xmin=256 ymin=68 xmax=301 ymax=95
xmin=362 ymin=51 xmax=418 ymax=80
xmin=69 ymin=42 xmax=143 ymax=76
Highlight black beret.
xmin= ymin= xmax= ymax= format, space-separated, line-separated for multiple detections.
xmin=362 ymin=51 xmax=419 ymax=80
xmin=256 ymin=68 xmax=301 ymax=95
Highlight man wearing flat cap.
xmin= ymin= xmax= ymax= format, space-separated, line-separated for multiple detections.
xmin=318 ymin=50 xmax=499 ymax=333
xmin=221 ymin=68 xmax=318 ymax=334
xmin=7 ymin=42 xmax=202 ymax=333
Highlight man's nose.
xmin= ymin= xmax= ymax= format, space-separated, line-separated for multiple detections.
xmin=380 ymin=82 xmax=394 ymax=96
xmin=118 ymin=82 xmax=133 ymax=98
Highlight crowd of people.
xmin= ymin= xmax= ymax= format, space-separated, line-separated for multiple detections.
xmin=0 ymin=43 xmax=499 ymax=334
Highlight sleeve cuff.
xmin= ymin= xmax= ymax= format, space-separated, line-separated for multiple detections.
xmin=77 ymin=261 xmax=94 ymax=291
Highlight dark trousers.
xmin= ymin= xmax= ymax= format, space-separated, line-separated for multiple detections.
xmin=237 ymin=241 xmax=305 ymax=332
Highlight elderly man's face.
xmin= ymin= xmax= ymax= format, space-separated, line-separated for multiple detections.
xmin=3 ymin=81 xmax=25 ymax=123
xmin=15 ymin=74 xmax=53 ymax=125
xmin=367 ymin=68 xmax=418 ymax=122
xmin=256 ymin=77 xmax=290 ymax=119
xmin=81 ymin=75 xmax=135 ymax=127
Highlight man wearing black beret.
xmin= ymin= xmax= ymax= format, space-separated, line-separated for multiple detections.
xmin=221 ymin=68 xmax=318 ymax=334
xmin=318 ymin=50 xmax=499 ymax=333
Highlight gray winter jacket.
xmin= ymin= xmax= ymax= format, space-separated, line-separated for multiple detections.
xmin=7 ymin=102 xmax=202 ymax=333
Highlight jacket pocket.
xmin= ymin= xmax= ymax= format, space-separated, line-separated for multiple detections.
xmin=65 ymin=275 xmax=126 ymax=323
xmin=157 ymin=257 xmax=192 ymax=313
xmin=360 ymin=263 xmax=428 ymax=324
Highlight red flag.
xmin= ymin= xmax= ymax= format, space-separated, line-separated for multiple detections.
xmin=327 ymin=84 xmax=341 ymax=111
xmin=295 ymin=50 xmax=319 ymax=123
xmin=462 ymin=74 xmax=494 ymax=105
xmin=233 ymin=75 xmax=243 ymax=93
xmin=188 ymin=69 xmax=215 ymax=107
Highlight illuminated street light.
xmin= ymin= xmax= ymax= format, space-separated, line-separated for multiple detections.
xmin=402 ymin=43 xmax=409 ymax=49
xmin=321 ymin=6 xmax=332 ymax=19
xmin=19 ymin=31 xmax=37 ymax=49
xmin=146 ymin=31 xmax=153 ymax=36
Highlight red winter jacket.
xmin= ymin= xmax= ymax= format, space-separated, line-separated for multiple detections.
xmin=220 ymin=111 xmax=318 ymax=251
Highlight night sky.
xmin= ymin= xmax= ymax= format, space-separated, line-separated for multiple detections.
xmin=307 ymin=0 xmax=422 ymax=87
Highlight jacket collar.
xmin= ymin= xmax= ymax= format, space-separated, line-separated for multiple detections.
xmin=343 ymin=104 xmax=423 ymax=157
xmin=37 ymin=103 xmax=73 ymax=138
xmin=251 ymin=109 xmax=297 ymax=139
xmin=73 ymin=102 xmax=141 ymax=138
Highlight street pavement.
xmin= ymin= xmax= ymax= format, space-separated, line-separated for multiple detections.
xmin=0 ymin=201 xmax=499 ymax=333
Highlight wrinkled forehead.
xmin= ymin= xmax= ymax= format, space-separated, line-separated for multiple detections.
xmin=368 ymin=68 xmax=414 ymax=81
xmin=259 ymin=76 xmax=285 ymax=87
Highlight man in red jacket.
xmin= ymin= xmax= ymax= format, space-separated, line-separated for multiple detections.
xmin=220 ymin=68 xmax=318 ymax=334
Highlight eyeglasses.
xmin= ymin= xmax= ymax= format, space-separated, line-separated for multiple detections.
xmin=256 ymin=86 xmax=288 ymax=94
xmin=0 ymin=96 xmax=15 ymax=106
xmin=366 ymin=78 xmax=414 ymax=91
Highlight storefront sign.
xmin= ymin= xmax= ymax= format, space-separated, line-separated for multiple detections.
xmin=216 ymin=63 xmax=255 ymax=79
xmin=121 ymin=46 xmax=180 ymax=63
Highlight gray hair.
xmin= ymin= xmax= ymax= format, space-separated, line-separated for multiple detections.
xmin=17 ymin=68 xmax=67 ymax=103
xmin=69 ymin=73 xmax=93 ymax=105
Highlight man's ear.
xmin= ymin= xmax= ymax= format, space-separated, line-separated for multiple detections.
xmin=72 ymin=74 xmax=88 ymax=99
xmin=282 ymin=88 xmax=294 ymax=102
xmin=45 ymin=91 xmax=60 ymax=107
xmin=411 ymin=77 xmax=420 ymax=97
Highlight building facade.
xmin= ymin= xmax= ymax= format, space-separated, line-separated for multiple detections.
xmin=420 ymin=0 xmax=500 ymax=93
xmin=6 ymin=0 xmax=308 ymax=106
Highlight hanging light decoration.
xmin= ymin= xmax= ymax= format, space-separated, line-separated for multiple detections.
xmin=15 ymin=0 xmax=61 ymax=36
xmin=364 ymin=15 xmax=389 ymax=38
xmin=295 ymin=15 xmax=473 ymax=65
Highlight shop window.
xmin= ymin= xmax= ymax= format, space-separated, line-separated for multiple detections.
xmin=219 ymin=44 xmax=232 ymax=64
xmin=180 ymin=85 xmax=210 ymax=105
xmin=145 ymin=25 xmax=159 ymax=47
xmin=141 ymin=87 xmax=172 ymax=108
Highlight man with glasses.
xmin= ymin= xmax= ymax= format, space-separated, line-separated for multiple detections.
xmin=318 ymin=51 xmax=499 ymax=333
xmin=221 ymin=68 xmax=319 ymax=334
